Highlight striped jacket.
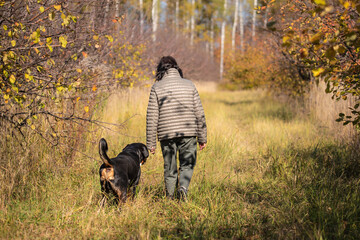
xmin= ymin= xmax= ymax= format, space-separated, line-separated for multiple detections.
xmin=146 ymin=68 xmax=207 ymax=149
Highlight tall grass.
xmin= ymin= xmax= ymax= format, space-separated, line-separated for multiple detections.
xmin=1 ymin=85 xmax=359 ymax=239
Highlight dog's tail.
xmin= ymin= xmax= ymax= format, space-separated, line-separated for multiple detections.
xmin=99 ymin=138 xmax=112 ymax=167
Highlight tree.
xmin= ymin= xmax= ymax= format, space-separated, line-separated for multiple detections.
xmin=220 ymin=0 xmax=227 ymax=80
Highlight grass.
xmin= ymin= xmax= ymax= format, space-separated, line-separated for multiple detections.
xmin=0 ymin=86 xmax=359 ymax=239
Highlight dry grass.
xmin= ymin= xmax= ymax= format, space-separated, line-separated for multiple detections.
xmin=309 ymin=81 xmax=356 ymax=139
xmin=1 ymin=85 xmax=359 ymax=239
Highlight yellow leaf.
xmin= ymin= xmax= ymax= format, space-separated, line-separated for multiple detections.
xmin=31 ymin=125 xmax=36 ymax=130
xmin=343 ymin=1 xmax=350 ymax=9
xmin=40 ymin=6 xmax=44 ymax=13
xmin=312 ymin=68 xmax=325 ymax=77
xmin=76 ymin=69 xmax=82 ymax=73
xmin=92 ymin=85 xmax=97 ymax=92
xmin=4 ymin=94 xmax=9 ymax=100
xmin=9 ymin=74 xmax=15 ymax=84
xmin=54 ymin=5 xmax=61 ymax=11
xmin=93 ymin=35 xmax=99 ymax=40
xmin=76 ymin=97 xmax=80 ymax=102
xmin=314 ymin=0 xmax=326 ymax=6
xmin=59 ymin=35 xmax=67 ymax=48
xmin=11 ymin=40 xmax=16 ymax=47
xmin=84 ymin=106 xmax=89 ymax=112
xmin=283 ymin=36 xmax=290 ymax=43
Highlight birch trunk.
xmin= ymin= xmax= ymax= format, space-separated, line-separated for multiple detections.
xmin=220 ymin=0 xmax=227 ymax=80
xmin=210 ymin=16 xmax=214 ymax=58
xmin=140 ymin=0 xmax=144 ymax=35
xmin=103 ymin=0 xmax=110 ymax=28
xmin=175 ymin=0 xmax=179 ymax=34
xmin=239 ymin=0 xmax=244 ymax=53
xmin=264 ymin=6 xmax=268 ymax=28
xmin=152 ymin=0 xmax=159 ymax=42
xmin=190 ymin=0 xmax=195 ymax=45
xmin=252 ymin=0 xmax=257 ymax=40
xmin=115 ymin=0 xmax=120 ymax=18
xmin=232 ymin=0 xmax=239 ymax=51
xmin=89 ymin=1 xmax=96 ymax=31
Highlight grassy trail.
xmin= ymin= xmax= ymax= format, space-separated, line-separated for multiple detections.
xmin=1 ymin=87 xmax=359 ymax=239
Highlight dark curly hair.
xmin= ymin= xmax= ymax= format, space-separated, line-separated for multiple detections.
xmin=155 ymin=56 xmax=183 ymax=81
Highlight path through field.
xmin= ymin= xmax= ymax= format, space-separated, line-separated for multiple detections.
xmin=2 ymin=87 xmax=358 ymax=239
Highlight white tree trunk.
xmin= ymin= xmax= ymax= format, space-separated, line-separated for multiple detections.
xmin=239 ymin=0 xmax=244 ymax=53
xmin=190 ymin=0 xmax=195 ymax=45
xmin=220 ymin=0 xmax=227 ymax=80
xmin=140 ymin=0 xmax=144 ymax=35
xmin=103 ymin=0 xmax=110 ymax=28
xmin=175 ymin=0 xmax=179 ymax=34
xmin=232 ymin=0 xmax=239 ymax=51
xmin=252 ymin=0 xmax=257 ymax=40
xmin=210 ymin=16 xmax=214 ymax=58
xmin=264 ymin=6 xmax=268 ymax=28
xmin=152 ymin=0 xmax=159 ymax=42
xmin=115 ymin=0 xmax=120 ymax=18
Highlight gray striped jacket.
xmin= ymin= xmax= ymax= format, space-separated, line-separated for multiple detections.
xmin=146 ymin=68 xmax=207 ymax=149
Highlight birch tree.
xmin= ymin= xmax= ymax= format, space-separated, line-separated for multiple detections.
xmin=239 ymin=0 xmax=244 ymax=52
xmin=190 ymin=0 xmax=196 ymax=45
xmin=175 ymin=0 xmax=179 ymax=34
xmin=220 ymin=0 xmax=227 ymax=80
xmin=152 ymin=0 xmax=159 ymax=42
xmin=210 ymin=16 xmax=215 ymax=58
xmin=115 ymin=0 xmax=120 ymax=18
xmin=103 ymin=0 xmax=110 ymax=28
xmin=139 ymin=0 xmax=144 ymax=35
xmin=252 ymin=0 xmax=258 ymax=40
xmin=232 ymin=0 xmax=239 ymax=52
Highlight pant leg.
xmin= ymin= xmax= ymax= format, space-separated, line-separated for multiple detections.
xmin=160 ymin=139 xmax=178 ymax=196
xmin=177 ymin=137 xmax=197 ymax=190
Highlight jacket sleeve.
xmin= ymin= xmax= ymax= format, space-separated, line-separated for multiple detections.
xmin=194 ymin=88 xmax=207 ymax=143
xmin=146 ymin=86 xmax=159 ymax=149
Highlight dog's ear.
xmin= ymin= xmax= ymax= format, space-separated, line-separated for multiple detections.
xmin=140 ymin=145 xmax=149 ymax=165
xmin=142 ymin=145 xmax=149 ymax=158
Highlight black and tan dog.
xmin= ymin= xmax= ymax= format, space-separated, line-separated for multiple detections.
xmin=99 ymin=138 xmax=149 ymax=205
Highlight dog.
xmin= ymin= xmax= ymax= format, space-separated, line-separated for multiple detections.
xmin=98 ymin=138 xmax=149 ymax=205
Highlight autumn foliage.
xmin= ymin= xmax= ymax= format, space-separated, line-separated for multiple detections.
xmin=273 ymin=0 xmax=360 ymax=127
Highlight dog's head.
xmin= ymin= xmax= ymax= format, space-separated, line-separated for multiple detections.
xmin=122 ymin=143 xmax=149 ymax=165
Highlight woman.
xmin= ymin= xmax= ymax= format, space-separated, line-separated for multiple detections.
xmin=146 ymin=56 xmax=207 ymax=201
